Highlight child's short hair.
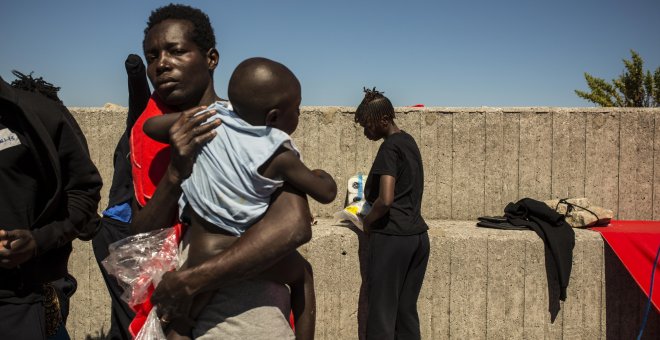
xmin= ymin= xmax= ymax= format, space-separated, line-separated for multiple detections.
xmin=354 ymin=87 xmax=395 ymax=126
xmin=143 ymin=3 xmax=216 ymax=53
xmin=228 ymin=57 xmax=299 ymax=120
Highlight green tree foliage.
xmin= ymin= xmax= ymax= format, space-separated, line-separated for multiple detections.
xmin=575 ymin=50 xmax=660 ymax=107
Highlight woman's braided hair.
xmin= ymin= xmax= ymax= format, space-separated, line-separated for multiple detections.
xmin=10 ymin=70 xmax=62 ymax=103
xmin=354 ymin=87 xmax=395 ymax=126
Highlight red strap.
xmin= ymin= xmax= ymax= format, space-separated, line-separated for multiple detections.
xmin=128 ymin=95 xmax=183 ymax=337
xmin=130 ymin=95 xmax=173 ymax=207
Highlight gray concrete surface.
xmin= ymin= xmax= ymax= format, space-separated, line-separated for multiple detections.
xmin=66 ymin=107 xmax=660 ymax=339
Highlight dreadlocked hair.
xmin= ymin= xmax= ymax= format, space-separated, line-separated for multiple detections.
xmin=354 ymin=87 xmax=395 ymax=126
xmin=10 ymin=70 xmax=62 ymax=103
xmin=144 ymin=4 xmax=216 ymax=53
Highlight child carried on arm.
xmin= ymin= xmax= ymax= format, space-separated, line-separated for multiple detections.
xmin=144 ymin=57 xmax=337 ymax=340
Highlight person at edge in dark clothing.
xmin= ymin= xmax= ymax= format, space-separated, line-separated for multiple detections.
xmin=355 ymin=87 xmax=430 ymax=340
xmin=91 ymin=55 xmax=150 ymax=340
xmin=0 ymin=72 xmax=103 ymax=339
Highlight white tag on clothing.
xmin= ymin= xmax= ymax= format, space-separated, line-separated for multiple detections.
xmin=0 ymin=128 xmax=21 ymax=151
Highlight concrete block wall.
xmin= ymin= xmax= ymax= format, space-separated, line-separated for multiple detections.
xmin=70 ymin=106 xmax=660 ymax=221
xmin=65 ymin=107 xmax=660 ymax=339
xmin=293 ymin=107 xmax=659 ymax=221
xmin=301 ymin=221 xmax=660 ymax=339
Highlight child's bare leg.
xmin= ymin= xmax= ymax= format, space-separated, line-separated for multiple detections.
xmin=259 ymin=251 xmax=316 ymax=340
xmin=290 ymin=259 xmax=315 ymax=340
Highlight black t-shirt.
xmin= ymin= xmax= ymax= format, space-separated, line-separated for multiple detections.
xmin=0 ymin=106 xmax=43 ymax=230
xmin=364 ymin=131 xmax=428 ymax=235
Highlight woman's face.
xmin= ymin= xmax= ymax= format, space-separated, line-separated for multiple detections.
xmin=360 ymin=119 xmax=386 ymax=141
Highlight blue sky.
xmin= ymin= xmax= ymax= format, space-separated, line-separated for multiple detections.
xmin=1 ymin=0 xmax=659 ymax=107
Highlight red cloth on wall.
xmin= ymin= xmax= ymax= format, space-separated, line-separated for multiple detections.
xmin=591 ymin=220 xmax=660 ymax=312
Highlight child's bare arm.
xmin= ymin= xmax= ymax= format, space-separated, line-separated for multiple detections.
xmin=143 ymin=106 xmax=219 ymax=143
xmin=143 ymin=113 xmax=182 ymax=143
xmin=266 ymin=149 xmax=337 ymax=204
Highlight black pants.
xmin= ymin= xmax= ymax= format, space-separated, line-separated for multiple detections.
xmin=0 ymin=300 xmax=49 ymax=339
xmin=92 ymin=217 xmax=135 ymax=340
xmin=366 ymin=231 xmax=430 ymax=340
xmin=0 ymin=276 xmax=75 ymax=340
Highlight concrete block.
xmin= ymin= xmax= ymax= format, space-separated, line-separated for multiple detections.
xmin=522 ymin=236 xmax=550 ymax=339
xmin=501 ymin=112 xmax=521 ymax=206
xmin=426 ymin=224 xmax=451 ymax=339
xmin=420 ymin=112 xmax=439 ymax=219
xmin=303 ymin=225 xmax=343 ymax=339
xmin=519 ymin=112 xmax=552 ymax=201
xmin=552 ymin=110 xmax=586 ymax=200
xmin=301 ymin=111 xmax=323 ymax=217
xmin=448 ymin=225 xmax=488 ymax=339
xmin=484 ymin=110 xmax=510 ymax=217
xmin=585 ymin=112 xmax=620 ymax=217
xmin=339 ymin=112 xmax=358 ymax=208
xmin=434 ymin=113 xmax=453 ymax=219
xmin=451 ymin=112 xmax=486 ymax=219
xmin=396 ymin=110 xmax=422 ymax=141
xmin=317 ymin=108 xmax=343 ymax=218
xmin=618 ymin=111 xmax=654 ymax=219
xmin=338 ymin=227 xmax=368 ymax=339
xmin=485 ymin=230 xmax=526 ymax=340
xmin=579 ymin=230 xmax=605 ymax=339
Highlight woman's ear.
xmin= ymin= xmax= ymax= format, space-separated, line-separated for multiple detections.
xmin=265 ymin=108 xmax=280 ymax=127
xmin=379 ymin=117 xmax=390 ymax=129
xmin=207 ymin=48 xmax=220 ymax=70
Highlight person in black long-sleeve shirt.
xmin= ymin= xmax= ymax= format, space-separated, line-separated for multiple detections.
xmin=0 ymin=73 xmax=102 ymax=339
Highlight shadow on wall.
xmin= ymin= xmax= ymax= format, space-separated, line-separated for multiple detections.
xmin=604 ymin=245 xmax=660 ymax=339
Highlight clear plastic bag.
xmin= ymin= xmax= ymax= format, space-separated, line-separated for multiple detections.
xmin=134 ymin=307 xmax=166 ymax=340
xmin=102 ymin=227 xmax=179 ymax=307
xmin=334 ymin=200 xmax=372 ymax=230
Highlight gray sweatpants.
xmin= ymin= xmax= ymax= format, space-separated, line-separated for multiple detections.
xmin=178 ymin=232 xmax=295 ymax=339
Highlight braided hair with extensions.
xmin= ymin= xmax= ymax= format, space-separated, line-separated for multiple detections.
xmin=354 ymin=87 xmax=395 ymax=127
xmin=10 ymin=70 xmax=62 ymax=103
